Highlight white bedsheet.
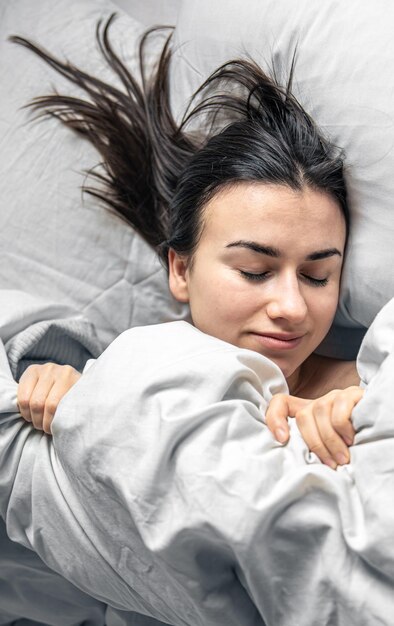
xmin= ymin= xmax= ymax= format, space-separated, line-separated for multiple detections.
xmin=1 ymin=289 xmax=394 ymax=625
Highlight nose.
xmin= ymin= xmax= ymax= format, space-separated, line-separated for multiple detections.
xmin=265 ymin=274 xmax=308 ymax=325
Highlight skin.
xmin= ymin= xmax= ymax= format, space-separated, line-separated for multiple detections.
xmin=168 ymin=182 xmax=346 ymax=384
xmin=18 ymin=182 xmax=363 ymax=468
xmin=168 ymin=181 xmax=362 ymax=468
xmin=18 ymin=364 xmax=81 ymax=433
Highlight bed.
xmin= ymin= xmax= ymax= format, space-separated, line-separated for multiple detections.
xmin=1 ymin=1 xmax=394 ymax=625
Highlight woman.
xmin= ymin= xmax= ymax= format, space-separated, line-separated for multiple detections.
xmin=13 ymin=16 xmax=362 ymax=470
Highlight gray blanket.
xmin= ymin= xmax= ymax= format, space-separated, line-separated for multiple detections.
xmin=1 ymin=289 xmax=394 ymax=625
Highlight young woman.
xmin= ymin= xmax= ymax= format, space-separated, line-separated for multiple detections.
xmin=13 ymin=17 xmax=363 ymax=470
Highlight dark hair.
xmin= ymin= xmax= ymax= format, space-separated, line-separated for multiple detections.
xmin=10 ymin=15 xmax=348 ymax=270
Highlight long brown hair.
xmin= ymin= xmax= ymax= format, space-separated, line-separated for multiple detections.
xmin=10 ymin=14 xmax=348 ymax=267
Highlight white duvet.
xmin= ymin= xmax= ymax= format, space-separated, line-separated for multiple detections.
xmin=1 ymin=290 xmax=394 ymax=626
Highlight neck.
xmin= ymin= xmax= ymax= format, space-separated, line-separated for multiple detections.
xmin=286 ymin=355 xmax=318 ymax=398
xmin=286 ymin=365 xmax=303 ymax=396
xmin=287 ymin=353 xmax=359 ymax=400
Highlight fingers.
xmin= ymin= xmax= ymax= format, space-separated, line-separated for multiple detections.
xmin=17 ymin=363 xmax=81 ymax=434
xmin=42 ymin=385 xmax=65 ymax=435
xmin=295 ymin=405 xmax=338 ymax=469
xmin=265 ymin=394 xmax=311 ymax=444
xmin=296 ymin=387 xmax=364 ymax=469
xmin=21 ymin=367 xmax=56 ymax=432
xmin=17 ymin=365 xmax=40 ymax=423
xmin=266 ymin=387 xmax=365 ymax=469
xmin=330 ymin=386 xmax=363 ymax=445
xmin=296 ymin=397 xmax=349 ymax=469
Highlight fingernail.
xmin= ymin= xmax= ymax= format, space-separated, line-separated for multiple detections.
xmin=324 ymin=458 xmax=337 ymax=470
xmin=336 ymin=453 xmax=349 ymax=465
xmin=343 ymin=437 xmax=353 ymax=446
xmin=275 ymin=428 xmax=288 ymax=443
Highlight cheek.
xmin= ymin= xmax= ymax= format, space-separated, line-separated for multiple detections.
xmin=189 ymin=268 xmax=255 ymax=326
xmin=309 ymin=285 xmax=340 ymax=332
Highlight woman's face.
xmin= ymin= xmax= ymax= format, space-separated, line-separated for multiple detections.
xmin=168 ymin=182 xmax=346 ymax=382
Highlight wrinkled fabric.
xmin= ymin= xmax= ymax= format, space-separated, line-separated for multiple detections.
xmin=0 ymin=291 xmax=158 ymax=625
xmin=3 ymin=291 xmax=102 ymax=379
xmin=0 ymin=518 xmax=107 ymax=626
xmin=1 ymin=291 xmax=394 ymax=624
xmin=0 ymin=0 xmax=189 ymax=353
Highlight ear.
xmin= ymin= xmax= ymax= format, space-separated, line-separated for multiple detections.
xmin=168 ymin=249 xmax=190 ymax=302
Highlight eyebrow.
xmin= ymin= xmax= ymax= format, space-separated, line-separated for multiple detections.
xmin=225 ymin=240 xmax=342 ymax=261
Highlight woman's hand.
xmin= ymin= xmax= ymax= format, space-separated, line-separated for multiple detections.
xmin=17 ymin=363 xmax=81 ymax=434
xmin=265 ymin=386 xmax=364 ymax=469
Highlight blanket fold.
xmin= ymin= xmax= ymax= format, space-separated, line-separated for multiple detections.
xmin=1 ymin=289 xmax=394 ymax=625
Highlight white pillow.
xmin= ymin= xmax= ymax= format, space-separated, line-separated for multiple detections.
xmin=0 ymin=0 xmax=188 ymax=350
xmin=112 ymin=0 xmax=181 ymax=26
xmin=170 ymin=0 xmax=393 ymax=355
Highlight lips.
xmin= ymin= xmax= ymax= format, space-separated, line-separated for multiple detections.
xmin=250 ymin=332 xmax=305 ymax=351
xmin=259 ymin=332 xmax=303 ymax=341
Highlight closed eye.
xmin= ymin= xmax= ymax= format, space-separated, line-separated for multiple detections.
xmin=239 ymin=270 xmax=269 ymax=282
xmin=240 ymin=270 xmax=328 ymax=287
xmin=301 ymin=275 xmax=328 ymax=287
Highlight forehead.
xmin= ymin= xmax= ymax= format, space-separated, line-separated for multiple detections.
xmin=200 ymin=182 xmax=346 ymax=252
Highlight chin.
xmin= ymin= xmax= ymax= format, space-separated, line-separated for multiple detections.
xmin=272 ymin=358 xmax=299 ymax=381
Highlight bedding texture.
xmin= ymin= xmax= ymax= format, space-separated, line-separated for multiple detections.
xmin=2 ymin=0 xmax=394 ymax=359
xmin=0 ymin=291 xmax=164 ymax=626
xmin=0 ymin=0 xmax=188 ymax=352
xmin=1 ymin=289 xmax=394 ymax=626
xmin=0 ymin=517 xmax=107 ymax=626
xmin=2 ymin=1 xmax=394 ymax=624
